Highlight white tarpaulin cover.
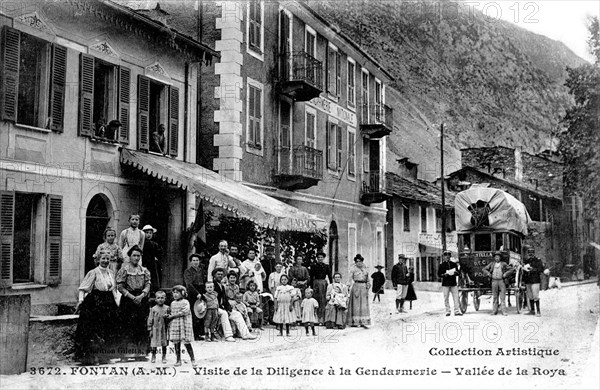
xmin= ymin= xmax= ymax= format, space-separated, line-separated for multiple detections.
xmin=455 ymin=188 xmax=531 ymax=235
xmin=121 ymin=149 xmax=327 ymax=233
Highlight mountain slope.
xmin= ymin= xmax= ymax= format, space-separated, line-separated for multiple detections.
xmin=307 ymin=0 xmax=587 ymax=179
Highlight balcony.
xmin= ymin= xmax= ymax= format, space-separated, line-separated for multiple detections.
xmin=360 ymin=104 xmax=394 ymax=138
xmin=279 ymin=51 xmax=323 ymax=102
xmin=274 ymin=145 xmax=323 ymax=190
xmin=361 ymin=171 xmax=389 ymax=205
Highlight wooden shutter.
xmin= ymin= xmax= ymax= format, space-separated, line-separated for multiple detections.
xmin=45 ymin=195 xmax=62 ymax=285
xmin=256 ymin=1 xmax=262 ymax=49
xmin=78 ymin=53 xmax=94 ymax=136
xmin=49 ymin=44 xmax=67 ymax=132
xmin=0 ymin=27 xmax=20 ymax=122
xmin=335 ymin=51 xmax=341 ymax=96
xmin=255 ymin=88 xmax=261 ymax=145
xmin=326 ymin=121 xmax=332 ymax=169
xmin=0 ymin=191 xmax=14 ymax=288
xmin=336 ymin=124 xmax=343 ymax=170
xmin=137 ymin=75 xmax=150 ymax=150
xmin=118 ymin=66 xmax=130 ymax=144
xmin=168 ymin=85 xmax=179 ymax=156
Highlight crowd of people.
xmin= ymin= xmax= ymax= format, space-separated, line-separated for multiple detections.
xmin=74 ymin=214 xmax=374 ymax=366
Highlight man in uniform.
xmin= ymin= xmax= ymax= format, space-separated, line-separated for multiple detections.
xmin=522 ymin=245 xmax=544 ymax=316
xmin=437 ymin=250 xmax=462 ymax=316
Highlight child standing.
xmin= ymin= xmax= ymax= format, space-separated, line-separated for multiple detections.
xmin=405 ymin=266 xmax=417 ymax=310
xmin=273 ymin=275 xmax=295 ymax=336
xmin=203 ymin=282 xmax=219 ymax=342
xmin=290 ymin=278 xmax=302 ymax=326
xmin=147 ymin=290 xmax=169 ymax=364
xmin=301 ymin=288 xmax=319 ymax=336
xmin=243 ymin=280 xmax=264 ymax=330
xmin=93 ymin=227 xmax=124 ymax=275
xmin=168 ymin=285 xmax=196 ymax=367
xmin=119 ymin=214 xmax=145 ymax=266
xmin=371 ymin=265 xmax=386 ymax=303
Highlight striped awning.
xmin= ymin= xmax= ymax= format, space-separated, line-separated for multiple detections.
xmin=120 ymin=149 xmax=326 ymax=233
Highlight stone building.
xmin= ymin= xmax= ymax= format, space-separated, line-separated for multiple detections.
xmin=0 ymin=0 xmax=324 ymax=314
xmin=196 ymin=0 xmax=395 ymax=277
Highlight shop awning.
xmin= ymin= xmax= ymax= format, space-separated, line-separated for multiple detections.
xmin=120 ymin=149 xmax=327 ymax=233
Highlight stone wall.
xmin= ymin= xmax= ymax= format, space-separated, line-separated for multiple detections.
xmin=522 ymin=152 xmax=563 ymax=198
xmin=461 ymin=147 xmax=516 ymax=180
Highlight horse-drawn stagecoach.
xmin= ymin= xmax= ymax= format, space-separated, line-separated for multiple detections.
xmin=454 ymin=188 xmax=532 ymax=313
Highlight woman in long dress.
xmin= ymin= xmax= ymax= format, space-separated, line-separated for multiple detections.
xmin=346 ymin=254 xmax=371 ymax=328
xmin=116 ymin=245 xmax=151 ymax=360
xmin=324 ymin=272 xmax=348 ymax=329
xmin=74 ymin=251 xmax=119 ymax=365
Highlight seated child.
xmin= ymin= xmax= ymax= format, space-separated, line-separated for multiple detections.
xmin=232 ymin=292 xmax=252 ymax=331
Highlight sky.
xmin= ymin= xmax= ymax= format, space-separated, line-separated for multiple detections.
xmin=473 ymin=0 xmax=600 ymax=62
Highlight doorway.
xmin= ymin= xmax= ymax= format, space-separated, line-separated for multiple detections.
xmin=85 ymin=195 xmax=111 ymax=274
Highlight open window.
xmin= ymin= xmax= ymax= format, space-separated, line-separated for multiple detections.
xmin=0 ymin=191 xmax=62 ymax=287
xmin=137 ymin=75 xmax=179 ymax=156
xmin=79 ymin=53 xmax=130 ymax=143
xmin=1 ymin=27 xmax=66 ymax=131
xmin=474 ymin=233 xmax=492 ymax=251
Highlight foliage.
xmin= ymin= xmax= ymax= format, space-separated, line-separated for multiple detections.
xmin=278 ymin=230 xmax=328 ymax=267
xmin=201 ymin=211 xmax=264 ymax=256
xmin=196 ymin=210 xmax=328 ymax=264
xmin=559 ymin=17 xmax=600 ymax=218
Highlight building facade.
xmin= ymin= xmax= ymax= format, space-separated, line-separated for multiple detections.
xmin=385 ymin=158 xmax=456 ymax=285
xmin=0 ymin=0 xmax=215 ymax=313
xmin=198 ymin=1 xmax=395 ymax=278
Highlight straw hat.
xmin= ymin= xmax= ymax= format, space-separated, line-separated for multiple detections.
xmin=193 ymin=299 xmax=206 ymax=319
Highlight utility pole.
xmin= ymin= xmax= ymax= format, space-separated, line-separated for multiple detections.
xmin=440 ymin=123 xmax=447 ymax=253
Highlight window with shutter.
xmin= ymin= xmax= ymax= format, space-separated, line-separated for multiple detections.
xmin=348 ymin=130 xmax=356 ymax=177
xmin=79 ymin=53 xmax=94 ymax=136
xmin=363 ymin=137 xmax=370 ymax=173
xmin=137 ymin=75 xmax=150 ymax=151
xmin=246 ymin=81 xmax=263 ymax=152
xmin=347 ymin=59 xmax=355 ymax=106
xmin=118 ymin=66 xmax=130 ymax=143
xmin=0 ymin=191 xmax=14 ymax=288
xmin=1 ymin=27 xmax=66 ymax=130
xmin=46 ymin=195 xmax=62 ymax=285
xmin=169 ymin=86 xmax=179 ymax=156
xmin=49 ymin=44 xmax=66 ymax=132
xmin=248 ymin=1 xmax=263 ymax=52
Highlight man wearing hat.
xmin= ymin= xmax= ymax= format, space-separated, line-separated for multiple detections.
xmin=522 ymin=245 xmax=544 ymax=316
xmin=391 ymin=255 xmax=410 ymax=313
xmin=483 ymin=251 xmax=515 ymax=316
xmin=142 ymin=225 xmax=163 ymax=294
xmin=310 ymin=252 xmax=332 ymax=325
xmin=437 ymin=251 xmax=462 ymax=316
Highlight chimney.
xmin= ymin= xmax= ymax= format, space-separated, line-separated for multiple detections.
xmin=514 ymin=147 xmax=523 ymax=182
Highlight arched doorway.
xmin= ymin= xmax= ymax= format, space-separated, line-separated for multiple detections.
xmin=328 ymin=221 xmax=339 ymax=272
xmin=85 ymin=195 xmax=111 ymax=274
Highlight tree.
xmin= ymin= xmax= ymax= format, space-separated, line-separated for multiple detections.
xmin=559 ymin=16 xmax=600 ymax=218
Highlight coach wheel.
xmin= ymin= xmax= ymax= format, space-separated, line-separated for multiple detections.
xmin=473 ymin=291 xmax=481 ymax=311
xmin=459 ymin=291 xmax=468 ymax=313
